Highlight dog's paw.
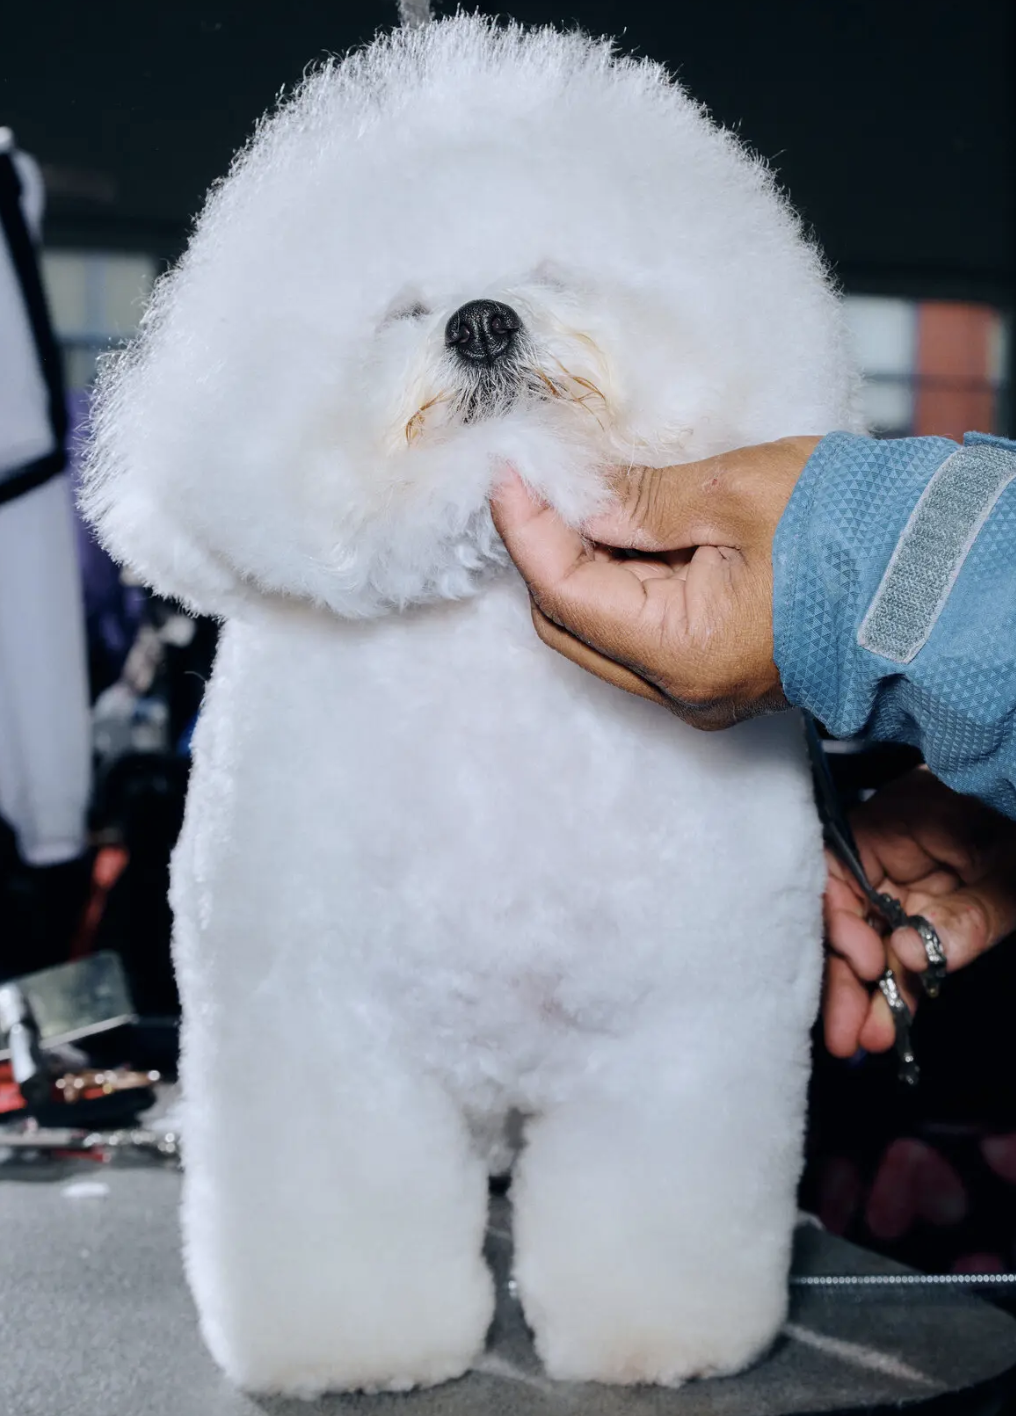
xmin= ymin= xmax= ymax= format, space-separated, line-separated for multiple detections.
xmin=526 ymin=1293 xmax=782 ymax=1387
xmin=536 ymin=1331 xmax=770 ymax=1387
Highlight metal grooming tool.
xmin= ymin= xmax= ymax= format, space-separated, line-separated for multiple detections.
xmin=876 ymin=968 xmax=919 ymax=1087
xmin=0 ymin=952 xmax=135 ymax=1064
xmin=0 ymin=953 xmax=152 ymax=1125
xmin=803 ymin=715 xmax=947 ymax=1084
xmin=909 ymin=916 xmax=948 ymax=998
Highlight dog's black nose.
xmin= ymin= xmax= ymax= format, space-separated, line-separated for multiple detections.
xmin=445 ymin=300 xmax=521 ymax=365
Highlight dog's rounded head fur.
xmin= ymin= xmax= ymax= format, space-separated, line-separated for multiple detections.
xmin=81 ymin=15 xmax=859 ymax=619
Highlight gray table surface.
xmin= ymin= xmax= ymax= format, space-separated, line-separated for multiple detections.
xmin=0 ymin=1160 xmax=1014 ymax=1416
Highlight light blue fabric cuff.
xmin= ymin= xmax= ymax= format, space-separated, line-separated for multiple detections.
xmin=773 ymin=430 xmax=1016 ymax=816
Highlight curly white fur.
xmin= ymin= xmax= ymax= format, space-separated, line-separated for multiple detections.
xmin=82 ymin=15 xmax=859 ymax=1396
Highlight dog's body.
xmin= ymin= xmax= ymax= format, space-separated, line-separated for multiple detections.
xmin=83 ymin=16 xmax=859 ymax=1395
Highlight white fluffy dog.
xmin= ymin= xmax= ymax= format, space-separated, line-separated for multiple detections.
xmin=82 ymin=14 xmax=859 ymax=1396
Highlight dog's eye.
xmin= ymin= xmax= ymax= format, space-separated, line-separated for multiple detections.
xmin=529 ymin=262 xmax=568 ymax=291
xmin=387 ymin=300 xmax=430 ymax=322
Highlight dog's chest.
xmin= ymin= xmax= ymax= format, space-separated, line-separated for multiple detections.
xmin=184 ymin=580 xmax=821 ymax=1098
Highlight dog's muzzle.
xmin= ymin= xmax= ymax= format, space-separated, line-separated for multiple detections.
xmin=445 ymin=300 xmax=521 ymax=368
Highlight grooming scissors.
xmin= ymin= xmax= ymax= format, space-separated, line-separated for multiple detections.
xmin=804 ymin=714 xmax=947 ymax=1085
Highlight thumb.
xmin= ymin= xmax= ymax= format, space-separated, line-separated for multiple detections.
xmin=490 ymin=468 xmax=590 ymax=594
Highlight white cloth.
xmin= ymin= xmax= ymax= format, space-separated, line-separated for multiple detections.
xmin=0 ymin=133 xmax=90 ymax=866
xmin=0 ymin=137 xmax=52 ymax=480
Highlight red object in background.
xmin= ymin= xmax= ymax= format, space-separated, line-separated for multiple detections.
xmin=914 ymin=302 xmax=1000 ymax=440
xmin=864 ymin=1137 xmax=967 ymax=1242
xmin=70 ymin=845 xmax=129 ymax=960
xmin=0 ymin=1062 xmax=22 ymax=1116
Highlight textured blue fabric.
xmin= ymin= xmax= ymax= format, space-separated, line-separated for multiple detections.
xmin=773 ymin=430 xmax=1016 ymax=817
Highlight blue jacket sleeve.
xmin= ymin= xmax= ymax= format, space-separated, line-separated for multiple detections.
xmin=773 ymin=430 xmax=1016 ymax=818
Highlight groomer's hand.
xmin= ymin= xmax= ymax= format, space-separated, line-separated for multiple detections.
xmin=823 ymin=769 xmax=1016 ymax=1058
xmin=490 ymin=437 xmax=820 ymax=728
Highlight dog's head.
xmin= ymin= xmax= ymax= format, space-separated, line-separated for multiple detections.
xmin=82 ymin=16 xmax=858 ymax=619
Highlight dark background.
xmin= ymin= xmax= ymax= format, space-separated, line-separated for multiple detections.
xmin=2 ymin=0 xmax=1012 ymax=304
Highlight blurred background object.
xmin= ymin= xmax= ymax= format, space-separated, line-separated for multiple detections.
xmin=844 ymin=298 xmax=1008 ymax=440
xmin=0 ymin=127 xmax=92 ymax=982
xmin=0 ymin=0 xmax=1012 ymax=1301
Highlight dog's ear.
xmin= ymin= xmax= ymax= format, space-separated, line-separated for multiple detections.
xmin=80 ymin=457 xmax=242 ymax=618
xmin=80 ymin=345 xmax=246 ymax=618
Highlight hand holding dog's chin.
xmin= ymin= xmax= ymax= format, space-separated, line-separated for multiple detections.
xmin=525 ymin=555 xmax=784 ymax=729
xmin=490 ymin=464 xmax=790 ymax=729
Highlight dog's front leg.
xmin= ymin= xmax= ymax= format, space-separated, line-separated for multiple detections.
xmin=511 ymin=1012 xmax=808 ymax=1386
xmin=176 ymin=980 xmax=493 ymax=1396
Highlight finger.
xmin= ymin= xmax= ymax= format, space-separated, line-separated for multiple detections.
xmin=857 ymin=988 xmax=897 ymax=1055
xmin=857 ymin=945 xmax=919 ymax=1055
xmin=853 ymin=830 xmax=939 ymax=893
xmin=900 ymin=868 xmax=963 ymax=899
xmin=492 ymin=469 xmax=669 ymax=638
xmin=825 ymin=850 xmax=863 ymax=891
xmin=495 ymin=470 xmax=768 ymax=724
xmin=884 ymin=781 xmax=1010 ymax=886
xmin=530 ymin=604 xmax=739 ymax=728
xmin=502 ymin=532 xmax=702 ymax=702
xmin=584 ymin=437 xmax=820 ymax=553
xmin=529 ymin=604 xmax=670 ymax=707
xmin=825 ymin=903 xmax=888 ymax=983
xmin=824 ymin=862 xmax=888 ymax=982
xmin=890 ymin=877 xmax=1016 ymax=976
xmin=490 ymin=469 xmax=591 ymax=589
xmin=583 ymin=457 xmax=735 ymax=553
xmin=823 ymin=954 xmax=872 ymax=1058
xmin=492 ymin=473 xmax=675 ymax=663
xmin=846 ymin=769 xmax=1009 ymax=890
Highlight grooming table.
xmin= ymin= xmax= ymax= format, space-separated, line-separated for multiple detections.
xmin=0 ymin=1163 xmax=1013 ymax=1416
